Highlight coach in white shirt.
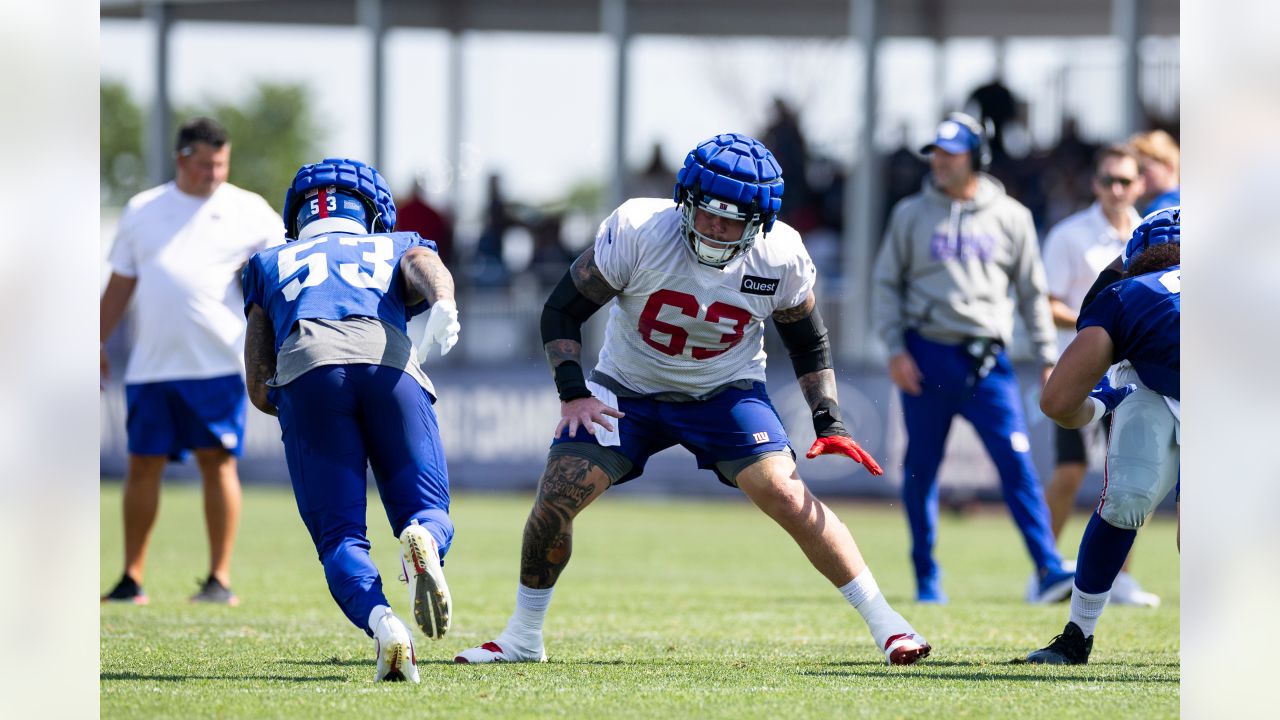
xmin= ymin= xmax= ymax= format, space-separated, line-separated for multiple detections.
xmin=1038 ymin=143 xmax=1158 ymax=607
xmin=99 ymin=117 xmax=284 ymax=606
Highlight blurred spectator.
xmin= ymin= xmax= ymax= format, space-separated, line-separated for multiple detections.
xmin=528 ymin=212 xmax=574 ymax=288
xmin=762 ymin=97 xmax=814 ymax=231
xmin=627 ymin=142 xmax=674 ymax=200
xmin=879 ymin=124 xmax=928 ymax=239
xmin=396 ymin=175 xmax=455 ymax=266
xmin=1128 ymin=129 xmax=1180 ymax=214
xmin=966 ymin=77 xmax=1019 ymax=162
xmin=471 ymin=173 xmax=513 ymax=287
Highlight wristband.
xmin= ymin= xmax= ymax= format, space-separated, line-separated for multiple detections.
xmin=553 ymin=361 xmax=592 ymax=402
xmin=812 ymin=402 xmax=846 ymax=437
xmin=1087 ymin=396 xmax=1106 ymax=425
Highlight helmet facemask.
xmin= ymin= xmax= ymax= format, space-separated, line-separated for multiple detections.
xmin=679 ymin=192 xmax=765 ymax=267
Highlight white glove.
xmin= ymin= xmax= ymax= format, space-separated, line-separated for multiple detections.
xmin=418 ymin=299 xmax=460 ymax=362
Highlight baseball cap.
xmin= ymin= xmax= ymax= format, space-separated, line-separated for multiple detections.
xmin=920 ymin=118 xmax=979 ymax=156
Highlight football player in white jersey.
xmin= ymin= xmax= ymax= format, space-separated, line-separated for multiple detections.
xmin=456 ymin=133 xmax=930 ymax=666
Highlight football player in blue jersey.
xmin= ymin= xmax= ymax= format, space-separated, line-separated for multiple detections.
xmin=241 ymin=158 xmax=462 ymax=683
xmin=1025 ymin=207 xmax=1180 ymax=665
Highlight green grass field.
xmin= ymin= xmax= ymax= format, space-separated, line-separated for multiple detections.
xmin=101 ymin=483 xmax=1178 ymax=719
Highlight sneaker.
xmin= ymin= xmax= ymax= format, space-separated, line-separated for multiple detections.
xmin=1032 ymin=567 xmax=1075 ymax=604
xmin=1025 ymin=621 xmax=1093 ymax=665
xmin=1025 ymin=560 xmax=1076 ymax=602
xmin=914 ymin=574 xmax=948 ymax=604
xmin=373 ymin=609 xmax=420 ymax=682
xmin=454 ymin=634 xmax=547 ymax=664
xmin=883 ymin=632 xmax=931 ymax=666
xmin=101 ymin=574 xmax=149 ymax=606
xmin=400 ymin=521 xmax=451 ymax=639
xmin=191 ymin=575 xmax=240 ymax=606
xmin=1110 ymin=571 xmax=1161 ymax=608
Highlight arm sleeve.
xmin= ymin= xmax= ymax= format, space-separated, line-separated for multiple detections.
xmin=1011 ymin=208 xmax=1057 ymax=365
xmin=592 ymin=206 xmax=637 ymax=290
xmin=870 ymin=201 xmax=911 ymax=356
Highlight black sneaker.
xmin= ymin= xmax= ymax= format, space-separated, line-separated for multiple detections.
xmin=1026 ymin=621 xmax=1093 ymax=665
xmin=102 ymin=574 xmax=149 ymax=605
xmin=190 ymin=575 xmax=239 ymax=606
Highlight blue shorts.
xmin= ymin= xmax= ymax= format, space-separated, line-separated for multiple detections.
xmin=124 ymin=374 xmax=248 ymax=460
xmin=551 ymin=382 xmax=793 ymax=487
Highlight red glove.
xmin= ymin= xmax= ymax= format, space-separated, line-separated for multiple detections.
xmin=806 ymin=435 xmax=884 ymax=476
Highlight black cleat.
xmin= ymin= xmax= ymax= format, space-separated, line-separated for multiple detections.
xmin=101 ymin=574 xmax=149 ymax=605
xmin=1026 ymin=621 xmax=1093 ymax=665
xmin=190 ymin=575 xmax=240 ymax=606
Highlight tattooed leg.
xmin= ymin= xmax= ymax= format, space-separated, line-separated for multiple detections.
xmin=519 ymin=455 xmax=612 ymax=589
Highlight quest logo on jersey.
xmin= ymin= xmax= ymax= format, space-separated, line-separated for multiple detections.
xmin=740 ymin=275 xmax=780 ymax=296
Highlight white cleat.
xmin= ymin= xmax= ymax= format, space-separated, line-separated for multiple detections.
xmin=1110 ymin=571 xmax=1161 ymax=608
xmin=883 ymin=632 xmax=931 ymax=666
xmin=401 ymin=521 xmax=452 ymax=639
xmin=373 ymin=609 xmax=420 ymax=683
xmin=454 ymin=635 xmax=546 ymax=664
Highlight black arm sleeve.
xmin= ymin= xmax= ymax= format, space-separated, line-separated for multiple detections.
xmin=541 ymin=270 xmax=606 ymax=401
xmin=774 ymin=306 xmax=833 ymax=378
xmin=1078 ymin=256 xmax=1124 ymax=321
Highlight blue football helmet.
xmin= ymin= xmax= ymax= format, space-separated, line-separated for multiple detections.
xmin=283 ymin=158 xmax=396 ymax=239
xmin=673 ymin=133 xmax=784 ymax=267
xmin=1123 ymin=205 xmax=1180 ymax=270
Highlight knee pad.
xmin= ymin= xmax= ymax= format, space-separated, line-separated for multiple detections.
xmin=1098 ymin=491 xmax=1155 ymax=530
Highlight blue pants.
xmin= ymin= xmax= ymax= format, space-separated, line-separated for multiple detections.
xmin=899 ymin=332 xmax=1062 ymax=583
xmin=274 ymin=364 xmax=453 ymax=636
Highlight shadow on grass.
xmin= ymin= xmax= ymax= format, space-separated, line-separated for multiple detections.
xmin=102 ymin=671 xmax=345 ymax=683
xmin=803 ymin=658 xmax=1179 ymax=683
xmin=278 ymin=658 xmax=460 ymax=668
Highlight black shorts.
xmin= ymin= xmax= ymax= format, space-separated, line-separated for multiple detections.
xmin=1053 ymin=414 xmax=1112 ymax=466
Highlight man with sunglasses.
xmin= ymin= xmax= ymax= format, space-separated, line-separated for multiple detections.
xmin=1037 ymin=144 xmax=1159 ymax=608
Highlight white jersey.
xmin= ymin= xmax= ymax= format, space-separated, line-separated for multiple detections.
xmin=592 ymin=198 xmax=816 ymax=396
xmin=1041 ymin=202 xmax=1139 ymax=354
xmin=108 ymin=181 xmax=285 ymax=383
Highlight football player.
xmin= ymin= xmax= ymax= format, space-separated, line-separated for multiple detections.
xmin=1026 ymin=206 xmax=1180 ymax=664
xmin=241 ymin=158 xmax=462 ymax=682
xmin=455 ymin=133 xmax=930 ymax=667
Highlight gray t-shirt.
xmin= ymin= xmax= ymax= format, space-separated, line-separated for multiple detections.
xmin=269 ymin=316 xmax=436 ymax=398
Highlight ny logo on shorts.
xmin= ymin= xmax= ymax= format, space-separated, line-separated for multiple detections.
xmin=753 ymin=431 xmax=770 ymax=443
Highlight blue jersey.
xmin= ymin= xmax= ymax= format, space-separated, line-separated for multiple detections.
xmin=242 ymin=231 xmax=436 ymax=353
xmin=1077 ymin=264 xmax=1180 ymax=400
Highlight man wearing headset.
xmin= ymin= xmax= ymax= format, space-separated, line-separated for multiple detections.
xmin=872 ymin=113 xmax=1072 ymax=604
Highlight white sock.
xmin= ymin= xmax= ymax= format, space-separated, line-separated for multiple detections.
xmin=368 ymin=604 xmax=392 ymax=634
xmin=504 ymin=584 xmax=553 ymax=640
xmin=1068 ymin=585 xmax=1110 ymax=637
xmin=838 ymin=569 xmax=909 ymax=649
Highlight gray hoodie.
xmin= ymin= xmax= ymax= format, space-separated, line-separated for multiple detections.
xmin=871 ymin=174 xmax=1056 ymax=365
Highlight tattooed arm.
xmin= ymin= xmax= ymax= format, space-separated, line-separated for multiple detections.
xmin=542 ymin=245 xmax=624 ymax=436
xmin=244 ymin=304 xmax=278 ymax=416
xmin=773 ymin=290 xmax=883 ymax=474
xmin=543 ymin=245 xmax=621 ymax=370
xmin=400 ymin=246 xmax=456 ymax=306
